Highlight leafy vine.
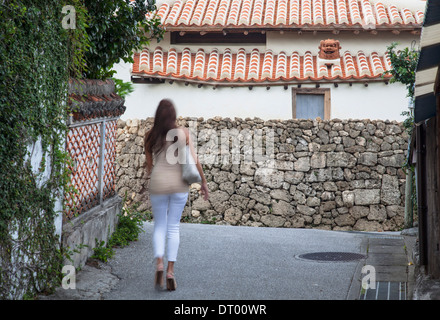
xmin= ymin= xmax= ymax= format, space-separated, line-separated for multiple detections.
xmin=0 ymin=0 xmax=70 ymax=299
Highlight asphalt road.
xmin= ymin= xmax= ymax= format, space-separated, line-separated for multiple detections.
xmin=102 ymin=222 xmax=368 ymax=300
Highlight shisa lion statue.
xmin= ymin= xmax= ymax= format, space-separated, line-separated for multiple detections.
xmin=318 ymin=39 xmax=341 ymax=60
xmin=318 ymin=39 xmax=341 ymax=67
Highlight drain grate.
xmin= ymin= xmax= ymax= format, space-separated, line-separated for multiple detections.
xmin=297 ymin=252 xmax=366 ymax=262
xmin=359 ymin=281 xmax=407 ymax=300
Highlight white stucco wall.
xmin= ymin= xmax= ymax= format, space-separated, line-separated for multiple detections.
xmin=151 ymin=32 xmax=267 ymax=53
xmin=114 ymin=60 xmax=409 ymax=121
xmin=24 ymin=138 xmax=64 ymax=241
xmin=266 ymin=31 xmax=419 ymax=55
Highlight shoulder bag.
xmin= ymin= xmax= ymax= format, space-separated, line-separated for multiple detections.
xmin=181 ymin=131 xmax=201 ymax=185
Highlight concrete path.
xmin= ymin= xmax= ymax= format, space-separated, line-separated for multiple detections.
xmin=103 ymin=222 xmax=367 ymax=300
xmin=39 ymin=222 xmax=415 ymax=301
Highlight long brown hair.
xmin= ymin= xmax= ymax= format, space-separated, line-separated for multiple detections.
xmin=144 ymin=99 xmax=178 ymax=155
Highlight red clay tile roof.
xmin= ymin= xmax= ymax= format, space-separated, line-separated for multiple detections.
xmin=131 ymin=46 xmax=392 ymax=85
xmin=154 ymin=0 xmax=424 ymax=30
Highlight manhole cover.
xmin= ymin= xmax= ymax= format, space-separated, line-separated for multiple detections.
xmin=297 ymin=252 xmax=366 ymax=262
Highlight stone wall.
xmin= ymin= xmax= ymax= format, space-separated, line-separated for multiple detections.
xmin=116 ymin=117 xmax=409 ymax=231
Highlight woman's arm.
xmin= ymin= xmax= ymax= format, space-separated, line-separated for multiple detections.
xmin=145 ymin=149 xmax=153 ymax=176
xmin=144 ymin=131 xmax=153 ymax=176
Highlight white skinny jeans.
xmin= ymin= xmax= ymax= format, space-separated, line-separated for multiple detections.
xmin=150 ymin=192 xmax=189 ymax=262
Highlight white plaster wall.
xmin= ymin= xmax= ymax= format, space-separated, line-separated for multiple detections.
xmin=151 ymin=32 xmax=266 ymax=53
xmin=266 ymin=31 xmax=419 ymax=55
xmin=329 ymin=82 xmax=409 ymax=120
xmin=114 ymin=60 xmax=408 ymax=121
xmin=25 ymin=138 xmax=64 ymax=242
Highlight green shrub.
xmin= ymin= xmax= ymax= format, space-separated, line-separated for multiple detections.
xmin=91 ymin=240 xmax=115 ymax=263
xmin=109 ymin=206 xmax=146 ymax=248
xmin=91 ymin=203 xmax=148 ymax=263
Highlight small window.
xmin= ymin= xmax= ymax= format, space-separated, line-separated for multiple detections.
xmin=292 ymin=88 xmax=330 ymax=120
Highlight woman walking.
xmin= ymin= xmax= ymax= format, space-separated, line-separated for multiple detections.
xmin=144 ymin=99 xmax=209 ymax=291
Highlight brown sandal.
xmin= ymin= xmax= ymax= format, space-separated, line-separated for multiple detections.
xmin=166 ymin=272 xmax=177 ymax=291
xmin=154 ymin=264 xmax=164 ymax=290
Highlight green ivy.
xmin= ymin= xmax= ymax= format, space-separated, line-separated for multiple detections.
xmin=0 ymin=0 xmax=71 ymax=299
xmin=64 ymin=0 xmax=91 ymax=79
